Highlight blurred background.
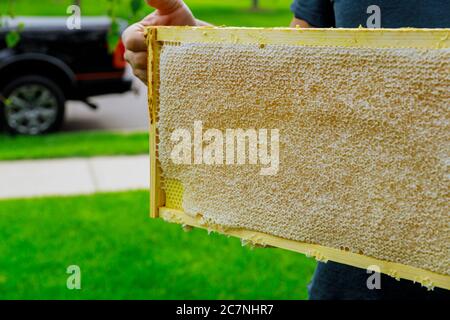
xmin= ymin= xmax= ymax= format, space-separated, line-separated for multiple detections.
xmin=0 ymin=0 xmax=316 ymax=299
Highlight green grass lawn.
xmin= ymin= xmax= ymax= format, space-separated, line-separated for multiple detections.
xmin=0 ymin=191 xmax=316 ymax=299
xmin=0 ymin=131 xmax=148 ymax=160
xmin=0 ymin=1 xmax=314 ymax=300
xmin=2 ymin=0 xmax=294 ymax=27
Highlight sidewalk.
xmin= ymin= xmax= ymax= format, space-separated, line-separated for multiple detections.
xmin=0 ymin=155 xmax=149 ymax=199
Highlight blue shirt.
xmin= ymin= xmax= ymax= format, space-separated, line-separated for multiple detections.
xmin=290 ymin=0 xmax=450 ymax=28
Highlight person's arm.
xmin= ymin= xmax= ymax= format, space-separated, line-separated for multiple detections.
xmin=290 ymin=17 xmax=312 ymax=28
xmin=122 ymin=0 xmax=209 ymax=83
xmin=196 ymin=19 xmax=212 ymax=27
xmin=290 ymin=0 xmax=335 ymax=28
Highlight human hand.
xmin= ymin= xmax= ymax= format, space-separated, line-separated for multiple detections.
xmin=122 ymin=0 xmax=197 ymax=84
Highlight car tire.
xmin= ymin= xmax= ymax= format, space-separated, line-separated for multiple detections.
xmin=0 ymin=75 xmax=65 ymax=135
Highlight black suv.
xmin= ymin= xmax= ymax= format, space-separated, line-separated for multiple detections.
xmin=0 ymin=17 xmax=132 ymax=134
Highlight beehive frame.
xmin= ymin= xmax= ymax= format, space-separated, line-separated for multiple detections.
xmin=146 ymin=26 xmax=450 ymax=290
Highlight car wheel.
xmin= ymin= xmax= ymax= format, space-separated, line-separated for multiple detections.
xmin=0 ymin=75 xmax=65 ymax=135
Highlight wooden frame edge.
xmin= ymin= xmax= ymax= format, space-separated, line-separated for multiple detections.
xmin=147 ymin=27 xmax=164 ymax=218
xmin=153 ymin=26 xmax=450 ymax=49
xmin=159 ymin=207 xmax=450 ymax=291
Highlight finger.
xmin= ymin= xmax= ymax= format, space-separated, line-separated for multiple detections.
xmin=122 ymin=23 xmax=147 ymax=52
xmin=124 ymin=50 xmax=133 ymax=65
xmin=124 ymin=50 xmax=147 ymax=70
xmin=141 ymin=13 xmax=170 ymax=26
xmin=133 ymin=68 xmax=148 ymax=84
xmin=146 ymin=0 xmax=182 ymax=14
xmin=140 ymin=13 xmax=159 ymax=26
xmin=133 ymin=52 xmax=148 ymax=70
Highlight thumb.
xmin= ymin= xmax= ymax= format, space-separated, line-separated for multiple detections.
xmin=146 ymin=0 xmax=183 ymax=14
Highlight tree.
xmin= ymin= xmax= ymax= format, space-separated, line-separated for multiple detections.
xmin=4 ymin=0 xmax=141 ymax=49
xmin=251 ymin=0 xmax=260 ymax=10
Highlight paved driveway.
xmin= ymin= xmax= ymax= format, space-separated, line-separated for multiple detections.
xmin=63 ymin=73 xmax=149 ymax=132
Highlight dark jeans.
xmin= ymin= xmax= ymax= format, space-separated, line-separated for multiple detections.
xmin=308 ymin=261 xmax=449 ymax=300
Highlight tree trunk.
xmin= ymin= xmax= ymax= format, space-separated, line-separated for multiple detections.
xmin=251 ymin=0 xmax=259 ymax=10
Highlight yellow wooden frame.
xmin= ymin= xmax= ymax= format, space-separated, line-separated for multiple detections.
xmin=146 ymin=26 xmax=450 ymax=290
